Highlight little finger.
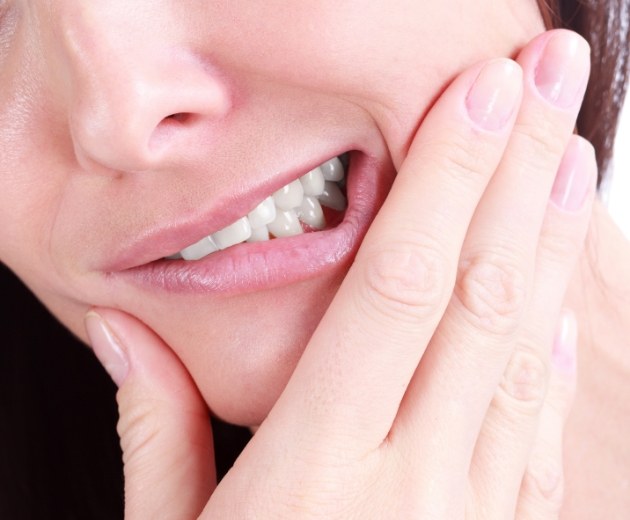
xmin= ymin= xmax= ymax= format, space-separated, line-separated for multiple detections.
xmin=515 ymin=310 xmax=578 ymax=519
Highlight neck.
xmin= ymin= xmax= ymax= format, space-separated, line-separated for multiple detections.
xmin=562 ymin=198 xmax=630 ymax=518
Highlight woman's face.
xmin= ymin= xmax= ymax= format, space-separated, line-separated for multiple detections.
xmin=1 ymin=1 xmax=543 ymax=425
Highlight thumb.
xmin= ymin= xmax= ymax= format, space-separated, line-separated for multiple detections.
xmin=85 ymin=309 xmax=216 ymax=520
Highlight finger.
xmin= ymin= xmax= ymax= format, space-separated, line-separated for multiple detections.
xmin=515 ymin=310 xmax=577 ymax=519
xmin=265 ymin=57 xmax=524 ymax=452
xmin=468 ymin=137 xmax=595 ymax=516
xmin=85 ymin=309 xmax=215 ymax=520
xmin=392 ymin=30 xmax=590 ymax=464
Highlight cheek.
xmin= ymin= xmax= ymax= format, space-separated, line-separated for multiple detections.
xmin=0 ymin=103 xmax=76 ymax=292
xmin=0 ymin=29 xmax=70 ymax=280
xmin=222 ymin=0 xmax=543 ymax=168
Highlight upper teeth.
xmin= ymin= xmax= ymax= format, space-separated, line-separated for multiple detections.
xmin=171 ymin=155 xmax=348 ymax=261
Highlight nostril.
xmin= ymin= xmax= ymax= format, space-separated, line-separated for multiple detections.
xmin=164 ymin=113 xmax=192 ymax=124
xmin=148 ymin=112 xmax=199 ymax=154
xmin=68 ymin=40 xmax=232 ymax=172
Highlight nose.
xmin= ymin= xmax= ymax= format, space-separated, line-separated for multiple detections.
xmin=61 ymin=6 xmax=231 ymax=173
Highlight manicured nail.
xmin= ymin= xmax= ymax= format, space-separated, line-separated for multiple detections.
xmin=466 ymin=59 xmax=522 ymax=131
xmin=535 ymin=31 xmax=590 ymax=108
xmin=85 ymin=311 xmax=129 ymax=386
xmin=552 ymin=309 xmax=578 ymax=374
xmin=550 ymin=137 xmax=595 ymax=211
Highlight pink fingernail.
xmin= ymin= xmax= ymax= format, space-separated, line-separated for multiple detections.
xmin=85 ymin=311 xmax=129 ymax=386
xmin=550 ymin=138 xmax=595 ymax=211
xmin=552 ymin=309 xmax=577 ymax=374
xmin=535 ymin=31 xmax=590 ymax=108
xmin=466 ymin=59 xmax=522 ymax=131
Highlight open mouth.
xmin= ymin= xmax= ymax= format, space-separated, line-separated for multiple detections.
xmin=115 ymin=148 xmax=392 ymax=294
xmin=170 ymin=153 xmax=350 ymax=261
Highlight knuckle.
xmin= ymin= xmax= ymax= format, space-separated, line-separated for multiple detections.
xmin=522 ymin=458 xmax=565 ymax=512
xmin=514 ymin=118 xmax=566 ymax=169
xmin=538 ymin=223 xmax=584 ymax=266
xmin=418 ymin=129 xmax=492 ymax=187
xmin=455 ymin=251 xmax=528 ymax=336
xmin=435 ymin=135 xmax=488 ymax=185
xmin=359 ymin=243 xmax=448 ymax=324
xmin=116 ymin=394 xmax=163 ymax=466
xmin=498 ymin=349 xmax=549 ymax=412
xmin=546 ymin=373 xmax=577 ymax=419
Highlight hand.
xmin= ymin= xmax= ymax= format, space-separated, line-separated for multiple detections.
xmin=86 ymin=29 xmax=594 ymax=519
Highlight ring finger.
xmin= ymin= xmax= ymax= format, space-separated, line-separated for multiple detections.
xmin=469 ymin=138 xmax=595 ymax=517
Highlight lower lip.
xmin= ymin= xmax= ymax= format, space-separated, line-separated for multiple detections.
xmin=117 ymin=152 xmax=391 ymax=295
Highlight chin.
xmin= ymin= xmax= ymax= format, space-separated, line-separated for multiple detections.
xmin=159 ymin=269 xmax=348 ymax=427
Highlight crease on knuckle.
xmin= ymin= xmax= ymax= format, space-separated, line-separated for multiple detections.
xmin=538 ymin=225 xmax=583 ymax=266
xmin=545 ymin=378 xmax=577 ymax=419
xmin=515 ymin=118 xmax=566 ymax=168
xmin=497 ymin=349 xmax=549 ymax=413
xmin=436 ymin=139 xmax=487 ymax=186
xmin=359 ymin=243 xmax=447 ymax=324
xmin=522 ymin=458 xmax=565 ymax=511
xmin=417 ymin=129 xmax=491 ymax=187
xmin=273 ymin=462 xmax=372 ymax=520
xmin=117 ymin=396 xmax=164 ymax=467
xmin=455 ymin=253 xmax=527 ymax=336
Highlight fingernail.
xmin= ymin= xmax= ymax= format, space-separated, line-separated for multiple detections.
xmin=85 ymin=311 xmax=129 ymax=386
xmin=466 ymin=59 xmax=522 ymax=131
xmin=550 ymin=137 xmax=595 ymax=211
xmin=552 ymin=309 xmax=578 ymax=374
xmin=535 ymin=31 xmax=590 ymax=108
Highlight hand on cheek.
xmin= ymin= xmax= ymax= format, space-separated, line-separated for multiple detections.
xmin=85 ymin=29 xmax=594 ymax=519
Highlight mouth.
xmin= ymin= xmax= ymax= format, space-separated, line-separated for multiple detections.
xmin=112 ymin=149 xmax=393 ymax=295
xmin=171 ymin=154 xmax=349 ymax=261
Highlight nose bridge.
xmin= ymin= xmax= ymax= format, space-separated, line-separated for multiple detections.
xmin=59 ymin=5 xmax=231 ymax=173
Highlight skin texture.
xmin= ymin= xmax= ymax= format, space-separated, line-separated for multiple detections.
xmin=0 ymin=1 xmax=545 ymax=425
xmin=7 ymin=2 xmax=630 ymax=518
xmin=84 ymin=29 xmax=596 ymax=518
xmin=562 ymin=204 xmax=630 ymax=518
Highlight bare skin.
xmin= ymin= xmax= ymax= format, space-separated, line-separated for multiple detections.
xmin=0 ymin=0 xmax=547 ymax=425
xmin=563 ymin=201 xmax=630 ymax=519
xmin=1 ymin=1 xmax=628 ymax=516
xmin=84 ymin=30 xmax=599 ymax=518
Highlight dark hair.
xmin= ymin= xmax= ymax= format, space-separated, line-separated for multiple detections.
xmin=0 ymin=263 xmax=251 ymax=519
xmin=2 ymin=2 xmax=629 ymax=518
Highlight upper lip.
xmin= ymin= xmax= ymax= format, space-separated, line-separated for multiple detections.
xmin=103 ymin=147 xmax=354 ymax=272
